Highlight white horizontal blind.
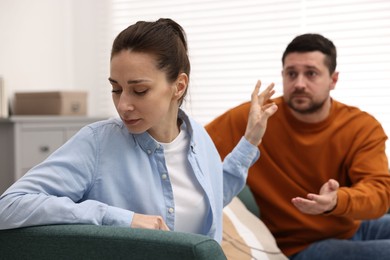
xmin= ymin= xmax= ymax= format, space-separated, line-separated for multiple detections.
xmin=110 ymin=0 xmax=390 ymax=158
xmin=303 ymin=0 xmax=390 ymax=160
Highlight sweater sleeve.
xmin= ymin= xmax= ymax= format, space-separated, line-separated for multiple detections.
xmin=330 ymin=117 xmax=390 ymax=219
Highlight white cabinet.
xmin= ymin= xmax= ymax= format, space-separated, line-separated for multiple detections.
xmin=0 ymin=116 xmax=106 ymax=194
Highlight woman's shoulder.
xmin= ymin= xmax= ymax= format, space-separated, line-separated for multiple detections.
xmin=84 ymin=117 xmax=124 ymax=132
xmin=73 ymin=117 xmax=129 ymax=142
xmin=178 ymin=110 xmax=212 ymax=140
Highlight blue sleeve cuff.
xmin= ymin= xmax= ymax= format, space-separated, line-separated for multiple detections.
xmin=233 ymin=136 xmax=260 ymax=168
xmin=102 ymin=205 xmax=134 ymax=227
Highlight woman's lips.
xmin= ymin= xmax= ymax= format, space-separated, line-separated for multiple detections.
xmin=123 ymin=118 xmax=141 ymax=126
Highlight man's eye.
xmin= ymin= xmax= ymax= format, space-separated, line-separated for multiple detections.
xmin=307 ymin=71 xmax=317 ymax=77
xmin=287 ymin=71 xmax=297 ymax=78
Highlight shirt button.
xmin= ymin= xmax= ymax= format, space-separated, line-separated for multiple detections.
xmin=161 ymin=174 xmax=167 ymax=180
xmin=168 ymin=207 xmax=174 ymax=214
xmin=147 ymin=149 xmax=152 ymax=154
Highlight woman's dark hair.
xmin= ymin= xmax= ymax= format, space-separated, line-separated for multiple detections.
xmin=282 ymin=33 xmax=337 ymax=74
xmin=111 ymin=18 xmax=190 ymax=105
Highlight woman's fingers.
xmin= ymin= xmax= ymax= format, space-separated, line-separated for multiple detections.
xmin=131 ymin=213 xmax=170 ymax=231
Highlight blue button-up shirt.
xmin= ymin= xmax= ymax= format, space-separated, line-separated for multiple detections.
xmin=0 ymin=110 xmax=259 ymax=242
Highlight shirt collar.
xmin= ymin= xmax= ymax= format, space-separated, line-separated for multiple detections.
xmin=133 ymin=109 xmax=195 ymax=154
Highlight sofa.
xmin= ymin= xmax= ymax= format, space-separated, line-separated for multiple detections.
xmin=0 ymin=187 xmax=260 ymax=260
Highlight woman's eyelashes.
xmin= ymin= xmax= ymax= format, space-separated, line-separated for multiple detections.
xmin=134 ymin=89 xmax=148 ymax=96
xmin=111 ymin=88 xmax=122 ymax=94
xmin=111 ymin=89 xmax=148 ymax=96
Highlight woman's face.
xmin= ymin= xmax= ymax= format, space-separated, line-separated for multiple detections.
xmin=109 ymin=50 xmax=186 ymax=141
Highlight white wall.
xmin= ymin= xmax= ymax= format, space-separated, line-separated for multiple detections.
xmin=0 ymin=0 xmax=112 ymax=117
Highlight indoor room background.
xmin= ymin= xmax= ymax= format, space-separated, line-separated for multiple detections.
xmin=0 ymin=0 xmax=389 ymax=159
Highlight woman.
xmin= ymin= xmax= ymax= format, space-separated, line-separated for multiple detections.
xmin=0 ymin=18 xmax=277 ymax=242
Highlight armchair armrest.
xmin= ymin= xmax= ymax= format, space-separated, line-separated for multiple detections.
xmin=0 ymin=225 xmax=226 ymax=260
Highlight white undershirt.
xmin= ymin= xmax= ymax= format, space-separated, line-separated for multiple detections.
xmin=159 ymin=126 xmax=207 ymax=234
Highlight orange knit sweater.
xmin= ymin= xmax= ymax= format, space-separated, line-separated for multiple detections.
xmin=206 ymin=96 xmax=390 ymax=256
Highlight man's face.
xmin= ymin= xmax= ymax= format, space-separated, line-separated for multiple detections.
xmin=282 ymin=51 xmax=338 ymax=115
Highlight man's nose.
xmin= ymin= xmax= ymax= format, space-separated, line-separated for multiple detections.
xmin=294 ymin=74 xmax=306 ymax=89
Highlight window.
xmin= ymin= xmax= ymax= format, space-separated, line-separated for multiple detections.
xmin=110 ymin=0 xmax=390 ymax=158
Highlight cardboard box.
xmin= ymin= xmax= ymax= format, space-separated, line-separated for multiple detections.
xmin=13 ymin=91 xmax=87 ymax=115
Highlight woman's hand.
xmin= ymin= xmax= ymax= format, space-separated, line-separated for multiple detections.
xmin=131 ymin=213 xmax=170 ymax=231
xmin=244 ymin=80 xmax=278 ymax=146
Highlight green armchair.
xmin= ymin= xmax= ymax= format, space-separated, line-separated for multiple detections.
xmin=0 ymin=224 xmax=226 ymax=260
xmin=0 ymin=187 xmax=260 ymax=259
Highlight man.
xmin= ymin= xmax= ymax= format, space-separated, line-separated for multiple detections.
xmin=206 ymin=33 xmax=390 ymax=259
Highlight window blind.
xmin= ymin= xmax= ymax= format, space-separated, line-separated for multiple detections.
xmin=110 ymin=0 xmax=390 ymax=158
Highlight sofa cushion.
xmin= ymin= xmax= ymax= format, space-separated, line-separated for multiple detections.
xmin=222 ymin=197 xmax=288 ymax=260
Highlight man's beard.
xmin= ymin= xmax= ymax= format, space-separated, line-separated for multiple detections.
xmin=286 ymin=94 xmax=327 ymax=115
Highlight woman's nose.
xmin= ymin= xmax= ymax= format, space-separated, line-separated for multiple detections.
xmin=117 ymin=93 xmax=135 ymax=112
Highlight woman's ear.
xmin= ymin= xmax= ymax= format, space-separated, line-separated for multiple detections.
xmin=174 ymin=73 xmax=188 ymax=100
